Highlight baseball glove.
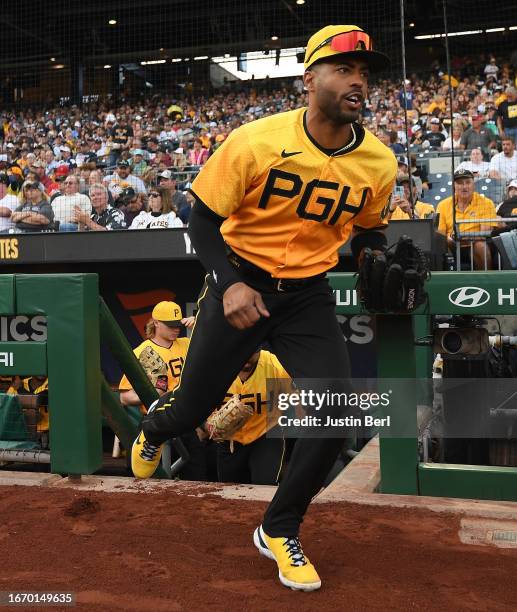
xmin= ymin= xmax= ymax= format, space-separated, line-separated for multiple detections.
xmin=138 ymin=345 xmax=168 ymax=391
xmin=356 ymin=235 xmax=430 ymax=313
xmin=205 ymin=394 xmax=254 ymax=442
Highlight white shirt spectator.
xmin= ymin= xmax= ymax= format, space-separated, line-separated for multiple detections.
xmin=105 ymin=172 xmax=147 ymax=194
xmin=52 ymin=193 xmax=92 ymax=224
xmin=489 ymin=151 xmax=517 ymax=181
xmin=0 ymin=194 xmax=20 ymax=232
xmin=484 ymin=61 xmax=499 ymax=80
xmin=455 ymin=159 xmax=491 ymax=178
xmin=129 ymin=211 xmax=183 ymax=229
xmin=441 ymin=135 xmax=462 ymax=151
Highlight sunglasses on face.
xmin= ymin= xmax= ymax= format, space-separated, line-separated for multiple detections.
xmin=306 ymin=29 xmax=373 ymax=65
xmin=149 ymin=192 xmax=160 ymax=197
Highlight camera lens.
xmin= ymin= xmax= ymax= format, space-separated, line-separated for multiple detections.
xmin=441 ymin=330 xmax=462 ymax=354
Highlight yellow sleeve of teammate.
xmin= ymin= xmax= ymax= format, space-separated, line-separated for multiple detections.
xmin=190 ymin=126 xmax=258 ymax=218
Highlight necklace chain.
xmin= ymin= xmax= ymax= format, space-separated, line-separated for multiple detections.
xmin=332 ymin=124 xmax=357 ymax=156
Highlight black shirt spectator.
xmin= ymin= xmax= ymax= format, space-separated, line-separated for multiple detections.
xmin=424 ymin=119 xmax=446 ymax=149
xmin=496 ymin=89 xmax=517 ymax=134
xmin=91 ymin=206 xmax=127 ymax=230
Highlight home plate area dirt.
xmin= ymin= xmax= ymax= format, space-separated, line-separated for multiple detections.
xmin=1 ymin=485 xmax=517 ymax=611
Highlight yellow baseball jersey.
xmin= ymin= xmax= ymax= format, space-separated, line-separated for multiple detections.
xmin=8 ymin=377 xmax=49 ymax=431
xmin=119 ymin=338 xmax=190 ymax=394
xmin=389 ymin=201 xmax=435 ymax=220
xmin=217 ymin=350 xmax=290 ymax=446
xmin=191 ymin=108 xmax=397 ymax=278
xmin=436 ymin=192 xmax=498 ymax=236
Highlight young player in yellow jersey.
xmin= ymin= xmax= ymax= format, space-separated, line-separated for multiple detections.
xmin=120 ymin=302 xmax=208 ymax=480
xmin=119 ymin=301 xmax=190 ymax=409
xmin=132 ymin=25 xmax=396 ymax=591
xmin=212 ymin=348 xmax=290 ymax=485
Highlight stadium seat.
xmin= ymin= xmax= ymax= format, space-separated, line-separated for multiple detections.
xmin=475 ymin=178 xmax=507 ymax=205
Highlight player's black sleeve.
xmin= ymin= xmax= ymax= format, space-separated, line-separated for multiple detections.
xmin=188 ymin=195 xmax=242 ymax=293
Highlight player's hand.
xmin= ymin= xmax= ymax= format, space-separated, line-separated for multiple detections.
xmin=223 ymin=282 xmax=270 ymax=330
xmin=181 ymin=316 xmax=195 ymax=328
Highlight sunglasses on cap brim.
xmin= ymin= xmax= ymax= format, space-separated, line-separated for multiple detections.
xmin=306 ymin=30 xmax=373 ymax=65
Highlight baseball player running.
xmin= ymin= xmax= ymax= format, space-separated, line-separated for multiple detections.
xmin=132 ymin=25 xmax=395 ymax=591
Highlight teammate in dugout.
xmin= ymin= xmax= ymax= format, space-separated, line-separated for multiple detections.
xmin=207 ymin=348 xmax=290 ymax=485
xmin=132 ymin=25 xmax=396 ymax=591
xmin=119 ymin=301 xmax=207 ymax=479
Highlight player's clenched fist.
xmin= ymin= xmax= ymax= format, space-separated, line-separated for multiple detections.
xmin=223 ymin=282 xmax=270 ymax=330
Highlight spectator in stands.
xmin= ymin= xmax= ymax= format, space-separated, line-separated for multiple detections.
xmin=442 ymin=123 xmax=464 ymax=151
xmin=388 ymin=130 xmax=404 ymax=154
xmin=130 ymin=149 xmax=147 ymax=176
xmin=388 ymin=175 xmax=435 ymax=220
xmin=44 ymin=150 xmax=60 ymax=175
xmin=0 ymin=173 xmax=19 ymax=233
xmin=436 ymin=169 xmax=498 ymax=269
xmin=120 ymin=190 xmax=145 ymax=226
xmin=484 ymin=57 xmax=499 ymax=82
xmin=494 ymin=179 xmax=517 ymax=231
xmin=455 ymin=147 xmax=491 ymax=178
xmin=489 ymin=137 xmax=517 ymax=180
xmin=171 ymin=147 xmax=187 ymax=169
xmin=105 ymin=159 xmax=146 ymax=194
xmin=460 ymin=115 xmax=495 ymax=157
xmin=496 ymin=87 xmax=517 ymax=143
xmin=157 ymin=169 xmax=188 ymax=212
xmin=188 ymin=138 xmax=209 ymax=166
xmin=59 ymin=146 xmax=76 ymax=169
xmin=11 ymin=182 xmax=54 ymax=233
xmin=423 ymin=117 xmax=446 ymax=149
xmin=30 ymin=160 xmax=57 ymax=195
xmin=108 ymin=115 xmax=133 ymax=167
xmin=51 ymin=174 xmax=92 ymax=232
xmin=72 ymin=183 xmax=126 ymax=231
xmin=129 ymin=186 xmax=183 ymax=229
xmin=75 ymin=141 xmax=91 ymax=168
xmin=178 ymin=191 xmax=195 ymax=225
xmin=409 ymin=123 xmax=424 ymax=146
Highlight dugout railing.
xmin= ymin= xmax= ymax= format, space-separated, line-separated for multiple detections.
xmin=0 ymin=273 xmax=189 ymax=477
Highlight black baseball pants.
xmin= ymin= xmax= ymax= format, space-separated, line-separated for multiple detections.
xmin=217 ymin=436 xmax=285 ymax=485
xmin=142 ymin=273 xmax=351 ymax=537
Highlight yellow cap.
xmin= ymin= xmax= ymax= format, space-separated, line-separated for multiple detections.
xmin=152 ymin=301 xmax=183 ymax=327
xmin=304 ymin=25 xmax=390 ymax=72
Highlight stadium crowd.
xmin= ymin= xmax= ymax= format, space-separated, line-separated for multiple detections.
xmin=0 ymin=49 xmax=516 ymax=236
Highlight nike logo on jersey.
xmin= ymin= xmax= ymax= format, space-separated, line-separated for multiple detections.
xmin=281 ymin=149 xmax=302 ymax=158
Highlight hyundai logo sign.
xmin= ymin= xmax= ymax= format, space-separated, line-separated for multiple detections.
xmin=448 ymin=287 xmax=490 ymax=308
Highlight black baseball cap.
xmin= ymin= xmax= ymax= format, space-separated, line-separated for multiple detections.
xmin=117 ymin=160 xmax=130 ymax=168
xmin=454 ymin=169 xmax=474 ymax=181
